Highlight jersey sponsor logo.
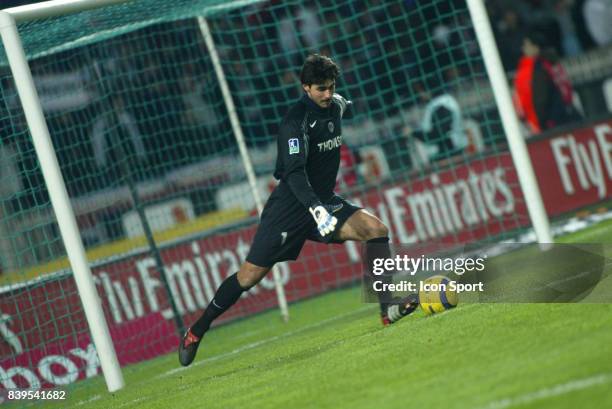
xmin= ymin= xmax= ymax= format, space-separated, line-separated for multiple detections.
xmin=288 ymin=138 xmax=300 ymax=154
xmin=317 ymin=135 xmax=342 ymax=152
xmin=309 ymin=120 xmax=317 ymax=128
xmin=328 ymin=121 xmax=334 ymax=133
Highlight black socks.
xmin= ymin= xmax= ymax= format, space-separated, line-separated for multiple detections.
xmin=365 ymin=236 xmax=394 ymax=313
xmin=191 ymin=273 xmax=246 ymax=337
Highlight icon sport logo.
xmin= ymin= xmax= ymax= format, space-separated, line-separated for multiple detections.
xmin=288 ymin=138 xmax=300 ymax=154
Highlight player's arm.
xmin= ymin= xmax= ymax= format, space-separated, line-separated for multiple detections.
xmin=279 ymin=119 xmax=337 ymax=236
xmin=333 ymin=93 xmax=353 ymax=119
xmin=279 ymin=118 xmax=318 ymax=207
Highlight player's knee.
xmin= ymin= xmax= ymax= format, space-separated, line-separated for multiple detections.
xmin=237 ymin=270 xmax=261 ymax=289
xmin=363 ymin=222 xmax=388 ymax=240
xmin=237 ymin=264 xmax=269 ymax=289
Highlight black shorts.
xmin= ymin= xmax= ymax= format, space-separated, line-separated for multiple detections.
xmin=246 ymin=189 xmax=362 ymax=268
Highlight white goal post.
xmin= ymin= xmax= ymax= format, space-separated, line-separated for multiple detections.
xmin=0 ymin=0 xmax=130 ymax=393
xmin=466 ymin=0 xmax=553 ymax=243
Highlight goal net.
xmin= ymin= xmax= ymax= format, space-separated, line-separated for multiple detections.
xmin=0 ymin=0 xmax=533 ymax=397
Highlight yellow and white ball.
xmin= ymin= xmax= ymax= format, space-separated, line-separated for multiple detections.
xmin=419 ymin=275 xmax=458 ymax=315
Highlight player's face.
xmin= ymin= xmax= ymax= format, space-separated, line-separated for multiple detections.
xmin=303 ymin=80 xmax=335 ymax=108
xmin=522 ymin=38 xmax=539 ymax=57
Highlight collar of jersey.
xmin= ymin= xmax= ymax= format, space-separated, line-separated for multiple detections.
xmin=301 ymin=94 xmax=330 ymax=115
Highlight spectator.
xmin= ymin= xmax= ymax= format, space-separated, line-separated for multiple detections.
xmin=180 ymin=66 xmax=218 ymax=132
xmin=513 ymin=30 xmax=581 ymax=135
xmin=582 ymin=0 xmax=612 ymax=46
xmin=0 ymin=139 xmax=21 ymax=274
xmin=91 ymin=95 xmax=147 ymax=184
xmin=0 ymin=139 xmax=21 ymax=202
xmin=571 ymin=0 xmax=597 ymax=50
xmin=408 ymin=93 xmax=468 ymax=163
xmin=419 ymin=93 xmax=468 ymax=159
xmin=495 ymin=8 xmax=527 ymax=71
xmin=552 ymin=0 xmax=583 ymax=56
xmin=296 ymin=6 xmax=322 ymax=51
xmin=511 ymin=1 xmax=564 ymax=55
xmin=278 ymin=5 xmax=301 ymax=65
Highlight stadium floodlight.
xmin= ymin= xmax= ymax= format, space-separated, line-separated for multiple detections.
xmin=0 ymin=0 xmax=131 ymax=393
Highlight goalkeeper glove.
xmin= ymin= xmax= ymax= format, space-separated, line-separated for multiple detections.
xmin=309 ymin=204 xmax=338 ymax=237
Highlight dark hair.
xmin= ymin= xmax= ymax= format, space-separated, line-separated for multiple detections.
xmin=300 ymin=54 xmax=340 ymax=85
xmin=524 ymin=28 xmax=549 ymax=49
xmin=524 ymin=28 xmax=559 ymax=62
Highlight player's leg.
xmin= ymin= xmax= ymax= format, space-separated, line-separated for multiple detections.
xmin=179 ymin=261 xmax=270 ymax=366
xmin=334 ymin=209 xmax=394 ymax=316
xmin=335 ymin=210 xmax=418 ymax=325
xmin=179 ymin=191 xmax=310 ymax=366
xmin=334 ymin=208 xmax=388 ymax=242
xmin=191 ymin=261 xmax=270 ymax=336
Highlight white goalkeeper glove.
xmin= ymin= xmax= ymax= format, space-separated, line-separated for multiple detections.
xmin=309 ymin=204 xmax=338 ymax=237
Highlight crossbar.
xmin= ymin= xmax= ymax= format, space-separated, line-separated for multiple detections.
xmin=3 ymin=0 xmax=130 ymax=23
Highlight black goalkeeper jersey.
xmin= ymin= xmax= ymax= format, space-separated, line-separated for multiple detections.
xmin=273 ymin=93 xmax=351 ymax=208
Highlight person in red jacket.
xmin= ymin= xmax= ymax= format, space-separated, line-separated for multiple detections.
xmin=513 ymin=31 xmax=581 ymax=135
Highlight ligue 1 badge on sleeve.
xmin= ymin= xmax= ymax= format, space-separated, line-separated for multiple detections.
xmin=328 ymin=121 xmax=334 ymax=133
xmin=288 ymin=138 xmax=300 ymax=154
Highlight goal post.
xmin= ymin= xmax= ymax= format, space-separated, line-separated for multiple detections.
xmin=465 ymin=0 xmax=552 ymax=244
xmin=0 ymin=4 xmax=124 ymax=393
xmin=5 ymin=0 xmax=129 ymax=23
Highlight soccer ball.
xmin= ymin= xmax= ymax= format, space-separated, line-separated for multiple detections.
xmin=419 ymin=275 xmax=458 ymax=316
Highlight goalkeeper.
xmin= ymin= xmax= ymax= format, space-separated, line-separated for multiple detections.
xmin=179 ymin=54 xmax=417 ymax=367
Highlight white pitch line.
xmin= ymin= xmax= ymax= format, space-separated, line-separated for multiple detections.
xmin=70 ymin=394 xmax=101 ymax=407
xmin=157 ymin=305 xmax=375 ymax=379
xmin=116 ymin=396 xmax=147 ymax=408
xmin=480 ymin=373 xmax=612 ymax=409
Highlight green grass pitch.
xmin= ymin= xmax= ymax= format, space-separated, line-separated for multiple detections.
xmin=49 ymin=219 xmax=612 ymax=409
